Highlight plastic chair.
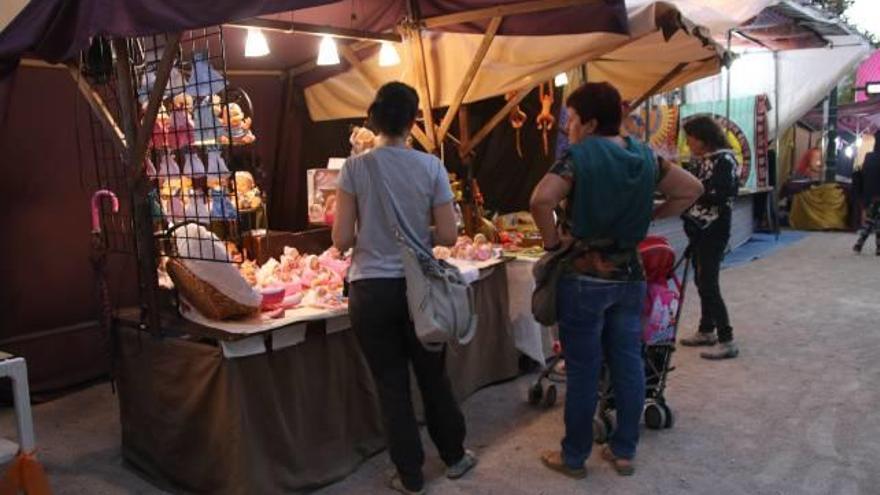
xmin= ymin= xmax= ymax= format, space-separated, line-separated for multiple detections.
xmin=0 ymin=352 xmax=50 ymax=495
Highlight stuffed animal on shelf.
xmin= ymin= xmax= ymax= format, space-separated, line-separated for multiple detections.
xmin=536 ymin=82 xmax=556 ymax=156
xmin=234 ymin=171 xmax=263 ymax=210
xmin=168 ymin=93 xmax=195 ymax=150
xmin=219 ymin=103 xmax=255 ymax=145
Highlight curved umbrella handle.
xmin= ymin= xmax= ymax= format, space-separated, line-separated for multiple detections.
xmin=91 ymin=189 xmax=119 ymax=234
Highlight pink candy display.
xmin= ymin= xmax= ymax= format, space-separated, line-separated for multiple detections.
xmin=434 ymin=235 xmax=496 ymax=262
xmin=240 ymin=247 xmax=350 ymax=311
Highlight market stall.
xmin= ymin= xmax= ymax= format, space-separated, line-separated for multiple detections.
xmin=0 ymin=0 xmax=735 ymax=492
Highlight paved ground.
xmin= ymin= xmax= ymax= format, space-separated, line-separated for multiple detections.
xmin=2 ymin=232 xmax=879 ymax=494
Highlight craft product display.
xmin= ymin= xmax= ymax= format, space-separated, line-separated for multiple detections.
xmin=239 ymin=246 xmax=350 ymax=311
xmin=433 ymin=234 xmax=499 ymax=262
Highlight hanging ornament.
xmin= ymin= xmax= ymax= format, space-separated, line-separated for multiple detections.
xmin=536 ymin=82 xmax=556 ymax=157
xmin=185 ymin=52 xmax=228 ymax=99
xmin=506 ymin=92 xmax=527 ymax=159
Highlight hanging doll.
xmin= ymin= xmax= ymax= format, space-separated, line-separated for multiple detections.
xmin=536 ymin=82 xmax=556 ymax=156
xmin=193 ymin=95 xmax=225 ymax=146
xmin=210 ymin=187 xmax=239 ymax=219
xmin=234 ymin=171 xmax=263 ymax=210
xmin=182 ymin=151 xmax=207 ymax=178
xmin=184 ymin=189 xmax=212 ymax=222
xmin=157 ymin=152 xmax=181 ymax=180
xmin=220 ymin=102 xmax=256 ymax=145
xmin=506 ymin=92 xmax=527 ymax=159
xmin=148 ymin=103 xmax=172 ymax=149
xmin=168 ymin=93 xmax=195 ymax=150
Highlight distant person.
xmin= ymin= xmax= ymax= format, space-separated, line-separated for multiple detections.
xmin=853 ymin=131 xmax=880 ymax=255
xmin=679 ymin=116 xmax=741 ymax=360
xmin=530 ymin=82 xmax=702 ymax=479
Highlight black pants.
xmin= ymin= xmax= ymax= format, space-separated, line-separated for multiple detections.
xmin=856 ymin=200 xmax=880 ymax=250
xmin=350 ymin=278 xmax=466 ymax=491
xmin=689 ymin=222 xmax=733 ymax=343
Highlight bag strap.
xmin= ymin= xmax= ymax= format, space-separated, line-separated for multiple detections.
xmin=362 ymin=151 xmax=433 ymax=258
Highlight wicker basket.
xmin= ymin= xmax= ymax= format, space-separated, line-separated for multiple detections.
xmin=167 ymin=259 xmax=259 ymax=320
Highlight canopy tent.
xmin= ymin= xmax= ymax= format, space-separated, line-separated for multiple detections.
xmin=304 ymin=2 xmax=726 ymax=126
xmin=683 ymin=0 xmax=871 ymax=141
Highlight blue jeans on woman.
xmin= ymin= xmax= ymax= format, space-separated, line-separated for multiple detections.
xmin=557 ymin=276 xmax=646 ymax=468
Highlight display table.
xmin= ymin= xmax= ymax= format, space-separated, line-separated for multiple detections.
xmin=114 ymin=262 xmax=519 ymax=494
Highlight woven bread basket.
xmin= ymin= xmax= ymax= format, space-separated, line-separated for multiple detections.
xmin=167 ymin=258 xmax=259 ymax=320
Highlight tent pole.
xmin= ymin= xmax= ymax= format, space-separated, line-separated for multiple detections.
xmin=404 ymin=0 xmax=438 ymax=152
xmin=726 ymin=29 xmax=732 ymax=123
xmin=436 ymin=16 xmax=503 ymax=144
xmin=67 ymin=66 xmax=127 ymax=152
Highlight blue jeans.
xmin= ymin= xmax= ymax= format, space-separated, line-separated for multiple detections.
xmin=557 ymin=276 xmax=646 ymax=467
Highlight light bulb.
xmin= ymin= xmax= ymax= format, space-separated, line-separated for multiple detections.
xmin=244 ymin=28 xmax=270 ymax=58
xmin=856 ymin=135 xmax=863 ymax=148
xmin=378 ymin=42 xmax=401 ymax=67
xmin=845 ymin=145 xmax=855 ymax=158
xmin=554 ymin=72 xmax=569 ymax=87
xmin=317 ymin=35 xmax=340 ymax=66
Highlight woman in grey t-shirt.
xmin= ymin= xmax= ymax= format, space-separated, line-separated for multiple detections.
xmin=332 ymin=82 xmax=476 ymax=494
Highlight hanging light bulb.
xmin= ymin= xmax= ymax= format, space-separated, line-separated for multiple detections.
xmin=317 ymin=35 xmax=340 ymax=66
xmin=244 ymin=28 xmax=270 ymax=58
xmin=378 ymin=42 xmax=401 ymax=67
xmin=554 ymin=72 xmax=569 ymax=88
xmin=845 ymin=145 xmax=855 ymax=159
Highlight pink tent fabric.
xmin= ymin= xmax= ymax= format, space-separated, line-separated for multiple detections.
xmin=855 ymin=50 xmax=880 ymax=103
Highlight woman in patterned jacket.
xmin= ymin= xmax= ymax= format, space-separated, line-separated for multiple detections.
xmin=679 ymin=116 xmax=741 ymax=360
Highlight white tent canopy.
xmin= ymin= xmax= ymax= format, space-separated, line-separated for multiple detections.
xmin=628 ymin=0 xmax=777 ymax=34
xmin=684 ymin=36 xmax=871 ymax=139
xmin=305 ymin=1 xmax=727 ymax=121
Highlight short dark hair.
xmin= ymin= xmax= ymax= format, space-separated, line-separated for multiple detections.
xmin=683 ymin=116 xmax=729 ymax=151
xmin=367 ymin=82 xmax=419 ymax=137
xmin=565 ymin=82 xmax=622 ymax=136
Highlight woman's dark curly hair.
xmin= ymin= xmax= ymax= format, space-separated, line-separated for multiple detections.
xmin=367 ymin=81 xmax=419 ymax=137
xmin=683 ymin=116 xmax=730 ymax=152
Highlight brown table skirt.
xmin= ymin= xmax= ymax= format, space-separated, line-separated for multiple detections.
xmin=116 ymin=265 xmax=519 ymax=494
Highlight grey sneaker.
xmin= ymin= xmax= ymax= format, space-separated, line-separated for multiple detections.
xmin=680 ymin=332 xmax=718 ymax=347
xmin=700 ymin=342 xmax=739 ymax=360
xmin=447 ymin=450 xmax=478 ymax=479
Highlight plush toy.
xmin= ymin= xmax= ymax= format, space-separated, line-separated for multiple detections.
xmin=234 ymin=171 xmax=263 ymax=210
xmin=168 ymin=93 xmax=195 ymax=150
xmin=219 ymin=103 xmax=256 ymax=145
xmin=349 ymin=126 xmax=376 ymax=156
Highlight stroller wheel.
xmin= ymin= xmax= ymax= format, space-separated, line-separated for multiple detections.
xmin=528 ymin=383 xmax=544 ymax=406
xmin=663 ymin=404 xmax=675 ymax=429
xmin=644 ymin=403 xmax=667 ymax=430
xmin=543 ymin=385 xmax=558 ymax=408
xmin=593 ymin=416 xmax=608 ymax=444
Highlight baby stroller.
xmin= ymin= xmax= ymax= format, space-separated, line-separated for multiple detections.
xmin=528 ymin=236 xmax=691 ymax=438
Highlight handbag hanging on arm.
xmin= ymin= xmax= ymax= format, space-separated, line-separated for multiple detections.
xmin=364 ymin=154 xmax=478 ymax=351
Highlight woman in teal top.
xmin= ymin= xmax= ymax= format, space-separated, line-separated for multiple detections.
xmin=531 ymin=82 xmax=702 ymax=479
